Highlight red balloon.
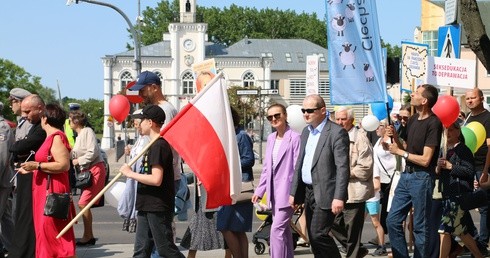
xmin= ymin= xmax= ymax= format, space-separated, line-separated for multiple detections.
xmin=432 ymin=95 xmax=460 ymax=128
xmin=109 ymin=95 xmax=130 ymax=123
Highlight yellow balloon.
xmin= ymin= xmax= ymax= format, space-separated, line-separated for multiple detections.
xmin=466 ymin=121 xmax=486 ymax=150
xmin=255 ymin=193 xmax=269 ymax=221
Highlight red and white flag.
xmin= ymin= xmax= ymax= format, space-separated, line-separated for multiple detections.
xmin=161 ymin=73 xmax=242 ymax=209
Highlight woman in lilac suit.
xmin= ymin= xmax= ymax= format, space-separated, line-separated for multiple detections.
xmin=252 ymin=103 xmax=301 ymax=258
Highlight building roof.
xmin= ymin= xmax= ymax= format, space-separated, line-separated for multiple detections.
xmin=111 ymin=38 xmax=329 ymax=72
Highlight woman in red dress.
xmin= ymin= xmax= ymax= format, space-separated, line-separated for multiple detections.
xmin=20 ymin=103 xmax=76 ymax=258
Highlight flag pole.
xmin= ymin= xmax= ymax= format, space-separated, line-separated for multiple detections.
xmin=56 ymin=135 xmax=161 ymax=239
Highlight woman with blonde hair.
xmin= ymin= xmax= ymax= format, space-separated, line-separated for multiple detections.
xmin=69 ymin=110 xmax=107 ymax=245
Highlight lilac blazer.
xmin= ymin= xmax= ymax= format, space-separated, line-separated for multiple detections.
xmin=255 ymin=126 xmax=301 ymax=209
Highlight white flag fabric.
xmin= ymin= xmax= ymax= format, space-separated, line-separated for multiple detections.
xmin=161 ymin=73 xmax=242 ymax=209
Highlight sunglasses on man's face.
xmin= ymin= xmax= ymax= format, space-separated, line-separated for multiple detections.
xmin=301 ymin=107 xmax=320 ymax=114
xmin=266 ymin=113 xmax=282 ymax=121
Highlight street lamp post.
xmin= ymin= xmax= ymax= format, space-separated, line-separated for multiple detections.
xmin=66 ymin=0 xmax=142 ymax=76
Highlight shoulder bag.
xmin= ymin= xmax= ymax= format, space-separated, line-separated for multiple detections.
xmin=75 ymin=166 xmax=93 ymax=189
xmin=236 ymin=181 xmax=254 ymax=204
xmin=44 ymin=174 xmax=71 ymax=220
xmin=458 ymin=177 xmax=487 ymax=211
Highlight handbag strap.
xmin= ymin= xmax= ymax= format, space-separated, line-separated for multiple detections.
xmin=46 ymin=174 xmax=52 ymax=193
xmin=376 ymin=155 xmax=392 ymax=180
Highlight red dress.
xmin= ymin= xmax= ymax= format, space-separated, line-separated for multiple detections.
xmin=32 ymin=131 xmax=76 ymax=258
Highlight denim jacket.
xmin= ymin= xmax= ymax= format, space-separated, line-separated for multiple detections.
xmin=236 ymin=128 xmax=255 ymax=182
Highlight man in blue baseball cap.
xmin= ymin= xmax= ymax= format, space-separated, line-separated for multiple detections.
xmin=128 ymin=71 xmax=162 ymax=92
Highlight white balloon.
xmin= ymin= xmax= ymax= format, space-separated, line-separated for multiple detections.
xmin=361 ymin=115 xmax=380 ymax=132
xmin=286 ymin=105 xmax=307 ymax=133
xmin=105 ymin=181 xmax=126 ymax=208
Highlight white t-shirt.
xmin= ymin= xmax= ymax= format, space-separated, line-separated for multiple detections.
xmin=373 ymin=137 xmax=396 ymax=184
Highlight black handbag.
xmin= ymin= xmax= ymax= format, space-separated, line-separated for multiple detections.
xmin=459 ymin=188 xmax=487 ymax=211
xmin=75 ymin=168 xmax=92 ymax=189
xmin=44 ymin=175 xmax=71 ymax=220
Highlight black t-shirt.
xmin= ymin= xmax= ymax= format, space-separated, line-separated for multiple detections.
xmin=466 ymin=110 xmax=490 ymax=170
xmin=136 ymin=138 xmax=175 ymax=212
xmin=406 ymin=113 xmax=443 ymax=171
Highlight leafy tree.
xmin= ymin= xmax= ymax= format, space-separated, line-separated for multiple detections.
xmin=460 ymin=0 xmax=490 ymax=72
xmin=0 ymin=58 xmax=56 ymax=121
xmin=227 ymin=85 xmax=259 ymax=127
xmin=135 ymin=1 xmax=327 ymax=49
xmin=62 ymin=97 xmax=104 ymax=134
xmin=382 ymin=41 xmax=402 ymax=58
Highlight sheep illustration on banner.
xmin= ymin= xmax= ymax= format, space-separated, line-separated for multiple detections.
xmin=326 ymin=0 xmax=387 ymax=105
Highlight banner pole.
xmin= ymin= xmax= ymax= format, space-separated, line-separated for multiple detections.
xmin=56 ymin=135 xmax=161 ymax=239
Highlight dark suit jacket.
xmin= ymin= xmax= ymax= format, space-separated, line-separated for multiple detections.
xmin=290 ymin=120 xmax=350 ymax=210
xmin=9 ymin=122 xmax=46 ymax=162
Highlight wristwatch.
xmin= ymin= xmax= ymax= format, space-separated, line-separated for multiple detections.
xmin=402 ymin=152 xmax=409 ymax=159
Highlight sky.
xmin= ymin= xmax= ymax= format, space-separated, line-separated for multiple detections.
xmin=0 ymin=0 xmax=420 ymax=100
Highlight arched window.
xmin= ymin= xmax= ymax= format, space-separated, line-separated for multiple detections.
xmin=182 ymin=71 xmax=194 ymax=95
xmin=120 ymin=71 xmax=133 ymax=91
xmin=243 ymin=72 xmax=255 ymax=88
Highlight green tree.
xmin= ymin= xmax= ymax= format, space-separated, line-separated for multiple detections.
xmin=62 ymin=97 xmax=104 ymax=134
xmin=136 ymin=1 xmax=327 ymax=49
xmin=0 ymin=58 xmax=56 ymax=121
xmin=227 ymin=85 xmax=259 ymax=127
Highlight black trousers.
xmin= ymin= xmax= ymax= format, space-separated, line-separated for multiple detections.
xmin=9 ymin=174 xmax=35 ymax=258
xmin=380 ymin=182 xmax=391 ymax=234
xmin=304 ymin=186 xmax=341 ymax=258
xmin=331 ymin=202 xmax=366 ymax=258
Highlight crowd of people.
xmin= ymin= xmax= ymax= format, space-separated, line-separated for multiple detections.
xmin=4 ymin=71 xmax=490 ymax=258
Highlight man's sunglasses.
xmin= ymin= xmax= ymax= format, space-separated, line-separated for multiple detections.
xmin=266 ymin=113 xmax=282 ymax=121
xmin=301 ymin=107 xmax=321 ymax=114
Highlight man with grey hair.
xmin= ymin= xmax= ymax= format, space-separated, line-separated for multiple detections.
xmin=0 ymin=102 xmax=14 ymax=257
xmin=9 ymin=94 xmax=46 ymax=258
xmin=332 ymin=106 xmax=374 ymax=258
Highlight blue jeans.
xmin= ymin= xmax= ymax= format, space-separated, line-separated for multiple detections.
xmin=387 ymin=171 xmax=434 ymax=258
xmin=134 ymin=211 xmax=184 ymax=258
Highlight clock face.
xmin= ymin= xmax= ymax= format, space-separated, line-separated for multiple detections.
xmin=183 ymin=39 xmax=195 ymax=52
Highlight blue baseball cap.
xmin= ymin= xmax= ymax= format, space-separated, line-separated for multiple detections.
xmin=129 ymin=71 xmax=161 ymax=91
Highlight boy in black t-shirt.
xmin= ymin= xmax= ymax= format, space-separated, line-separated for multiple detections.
xmin=120 ymin=105 xmax=184 ymax=258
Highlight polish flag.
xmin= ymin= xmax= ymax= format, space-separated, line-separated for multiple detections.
xmin=161 ymin=73 xmax=241 ymax=209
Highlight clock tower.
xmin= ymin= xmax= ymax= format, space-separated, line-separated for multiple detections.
xmin=168 ymin=0 xmax=207 ymax=109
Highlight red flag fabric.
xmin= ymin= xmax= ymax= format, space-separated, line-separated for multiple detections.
xmin=161 ymin=73 xmax=241 ymax=209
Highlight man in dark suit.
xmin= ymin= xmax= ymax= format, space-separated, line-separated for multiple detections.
xmin=9 ymin=94 xmax=46 ymax=258
xmin=289 ymin=94 xmax=350 ymax=258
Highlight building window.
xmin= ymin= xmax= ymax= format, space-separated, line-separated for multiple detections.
xmin=285 ymin=52 xmax=292 ymax=63
xmin=319 ymin=80 xmax=329 ymax=96
xmin=120 ymin=71 xmax=133 ymax=91
xmin=297 ymin=52 xmax=305 ymax=63
xmin=290 ymin=79 xmax=329 ymax=99
xmin=422 ymin=30 xmax=438 ymax=57
xmin=270 ymin=80 xmax=279 ymax=90
xmin=290 ymin=79 xmax=306 ymax=97
xmin=243 ymin=72 xmax=255 ymax=88
xmin=182 ymin=71 xmax=194 ymax=95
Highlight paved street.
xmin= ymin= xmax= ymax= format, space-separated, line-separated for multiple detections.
xmin=72 ymin=143 xmax=481 ymax=257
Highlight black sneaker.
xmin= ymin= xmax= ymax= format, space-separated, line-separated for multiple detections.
xmin=373 ymin=246 xmax=388 ymax=256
